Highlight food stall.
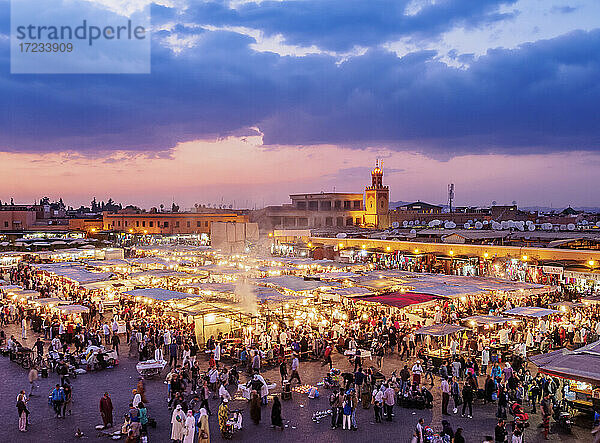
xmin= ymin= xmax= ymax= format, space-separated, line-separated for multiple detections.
xmin=415 ymin=323 xmax=467 ymax=367
xmin=529 ymin=340 xmax=600 ymax=418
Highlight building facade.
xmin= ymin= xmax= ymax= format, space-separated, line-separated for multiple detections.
xmin=102 ymin=212 xmax=248 ymax=235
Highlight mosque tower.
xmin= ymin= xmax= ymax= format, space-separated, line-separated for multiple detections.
xmin=364 ymin=159 xmax=390 ymax=228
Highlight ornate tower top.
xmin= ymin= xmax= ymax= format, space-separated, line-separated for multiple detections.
xmin=369 ymin=159 xmax=386 ymax=189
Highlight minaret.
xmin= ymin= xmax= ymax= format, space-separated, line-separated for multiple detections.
xmin=364 ymin=159 xmax=389 ymax=228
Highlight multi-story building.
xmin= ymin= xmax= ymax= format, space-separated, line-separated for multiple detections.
xmin=251 ymin=163 xmax=390 ymax=230
xmin=102 ymin=212 xmax=248 ymax=235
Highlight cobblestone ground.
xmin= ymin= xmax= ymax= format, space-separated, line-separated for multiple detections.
xmin=0 ymin=325 xmax=593 ymax=442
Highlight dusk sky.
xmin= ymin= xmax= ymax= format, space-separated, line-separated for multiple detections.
xmin=1 ymin=0 xmax=599 ymax=209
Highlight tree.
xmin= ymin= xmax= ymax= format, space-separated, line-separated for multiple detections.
xmin=171 ymin=202 xmax=179 ymax=213
xmin=40 ymin=196 xmax=50 ymax=205
xmin=160 ymin=204 xmax=164 ymax=212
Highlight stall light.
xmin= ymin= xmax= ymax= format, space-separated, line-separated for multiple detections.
xmin=414 ymin=249 xmax=419 ymax=254
xmin=90 ymin=228 xmax=97 ymax=233
xmin=483 ymin=252 xmax=489 ymax=258
xmin=361 ymin=244 xmax=366 ymax=249
xmin=469 ymin=320 xmax=476 ymax=327
xmin=294 ymin=320 xmax=300 ymax=327
xmin=342 ymin=313 xmax=348 ymax=320
xmin=338 ymin=243 xmax=344 ymax=248
xmin=362 ymin=313 xmax=368 ymax=320
xmin=560 ymin=306 xmax=567 ymax=312
xmin=449 ymin=250 xmax=454 ymax=256
xmin=307 ymin=243 xmax=312 ymax=247
xmin=284 ymin=304 xmax=289 ymax=309
xmin=268 ymin=233 xmax=273 ymax=238
xmin=460 ymin=296 xmax=467 ymax=302
xmin=522 ymin=255 xmax=528 ymax=261
xmin=386 ymin=246 xmax=391 ymax=251
xmin=589 ymin=260 xmax=596 ymax=267
xmin=205 ymin=314 xmax=216 ymax=323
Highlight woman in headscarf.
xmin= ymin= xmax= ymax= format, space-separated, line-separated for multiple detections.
xmin=16 ymin=395 xmax=29 ymax=432
xmin=199 ymin=407 xmax=210 ymax=443
xmin=171 ymin=404 xmax=186 ymax=442
xmin=183 ymin=410 xmax=196 ymax=443
xmin=271 ymin=395 xmax=283 ymax=430
xmin=250 ymin=390 xmax=261 ymax=425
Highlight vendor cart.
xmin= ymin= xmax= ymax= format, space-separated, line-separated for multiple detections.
xmin=136 ymin=359 xmax=167 ymax=378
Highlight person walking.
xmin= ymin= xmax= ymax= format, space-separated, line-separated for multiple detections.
xmin=271 ymin=395 xmax=284 ymax=430
xmin=441 ymin=377 xmax=450 ymax=415
xmin=250 ymin=390 xmax=261 ymax=425
xmin=383 ymin=383 xmax=395 ymax=421
xmin=372 ymin=386 xmax=383 ymax=423
xmin=494 ymin=419 xmax=507 ymax=443
xmin=28 ymin=366 xmax=38 ymax=396
xmin=289 ymin=354 xmax=301 ymax=384
xmin=51 ymin=384 xmax=65 ymax=418
xmin=462 ymin=380 xmax=474 ymax=418
xmin=330 ymin=388 xmax=341 ymax=429
xmin=17 ymin=394 xmax=29 ymax=432
xmin=541 ymin=393 xmax=552 ymax=440
xmin=183 ymin=410 xmax=196 ymax=443
xmin=198 ymin=408 xmax=210 ymax=443
xmin=100 ymin=392 xmax=113 ymax=428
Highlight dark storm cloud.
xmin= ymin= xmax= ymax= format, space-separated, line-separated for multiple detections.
xmin=0 ymin=0 xmax=598 ymax=158
xmin=184 ymin=0 xmax=518 ymax=52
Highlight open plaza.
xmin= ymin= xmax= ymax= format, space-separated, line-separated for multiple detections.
xmin=0 ymin=230 xmax=599 ymax=443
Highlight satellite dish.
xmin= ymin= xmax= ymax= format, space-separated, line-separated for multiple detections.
xmin=392 ymin=222 xmax=399 ymax=228
xmin=560 ymin=224 xmax=567 ymax=231
xmin=336 ymin=233 xmax=347 ymax=238
xmin=467 ymin=220 xmax=473 ymax=224
xmin=475 ymin=222 xmax=483 ymax=229
xmin=501 ymin=221 xmax=509 ymax=230
xmin=596 ymin=221 xmax=600 ymax=228
xmin=567 ymin=223 xmax=575 ymax=231
xmin=492 ymin=221 xmax=501 ymax=230
xmin=381 ymin=235 xmax=387 ymax=240
xmin=444 ymin=221 xmax=452 ymax=229
xmin=428 ymin=221 xmax=436 ymax=227
xmin=414 ymin=219 xmax=420 ymax=225
xmin=410 ymin=229 xmax=416 ymax=234
xmin=402 ymin=221 xmax=408 ymax=227
xmin=483 ymin=220 xmax=489 ymax=225
xmin=448 ymin=221 xmax=456 ymax=228
xmin=408 ymin=221 xmax=414 ymax=226
xmin=528 ymin=224 xmax=535 ymax=231
xmin=526 ymin=220 xmax=533 ymax=226
xmin=582 ymin=220 xmax=588 ymax=225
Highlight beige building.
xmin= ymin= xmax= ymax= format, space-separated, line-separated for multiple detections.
xmin=102 ymin=212 xmax=248 ymax=235
xmin=251 ymin=163 xmax=391 ymax=231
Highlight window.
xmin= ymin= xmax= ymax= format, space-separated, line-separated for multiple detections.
xmin=296 ymin=201 xmax=306 ymax=209
xmin=3 ymin=221 xmax=8 ymax=228
xmin=298 ymin=217 xmax=308 ymax=226
xmin=124 ymin=221 xmax=128 ymax=227
xmin=320 ymin=201 xmax=331 ymax=211
xmin=164 ymin=221 xmax=169 ymax=227
xmin=325 ymin=217 xmax=333 ymax=226
xmin=197 ymin=221 xmax=201 ymax=227
xmin=187 ymin=221 xmax=191 ymax=228
xmin=355 ymin=217 xmax=361 ymax=225
xmin=205 ymin=221 xmax=209 ymax=227
xmin=175 ymin=221 xmax=179 ymax=228
xmin=136 ymin=221 xmax=140 ymax=227
xmin=149 ymin=221 xmax=154 ymax=227
xmin=346 ymin=217 xmax=353 ymax=226
xmin=353 ymin=201 xmax=362 ymax=209
xmin=344 ymin=201 xmax=351 ymax=209
xmin=308 ymin=201 xmax=319 ymax=211
xmin=336 ymin=217 xmax=344 ymax=226
xmin=334 ymin=200 xmax=341 ymax=209
xmin=142 ymin=221 xmax=146 ymax=227
xmin=117 ymin=221 xmax=121 ymax=226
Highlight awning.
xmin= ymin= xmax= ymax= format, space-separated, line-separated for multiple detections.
xmin=529 ymin=340 xmax=600 ymax=384
xmin=462 ymin=315 xmax=512 ymax=326
xmin=359 ymin=291 xmax=441 ymax=309
xmin=504 ymin=306 xmax=559 ymax=318
xmin=123 ymin=288 xmax=201 ymax=302
xmin=415 ymin=323 xmax=467 ymax=336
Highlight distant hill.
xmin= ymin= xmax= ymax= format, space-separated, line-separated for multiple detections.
xmin=389 ymin=200 xmax=414 ymax=209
